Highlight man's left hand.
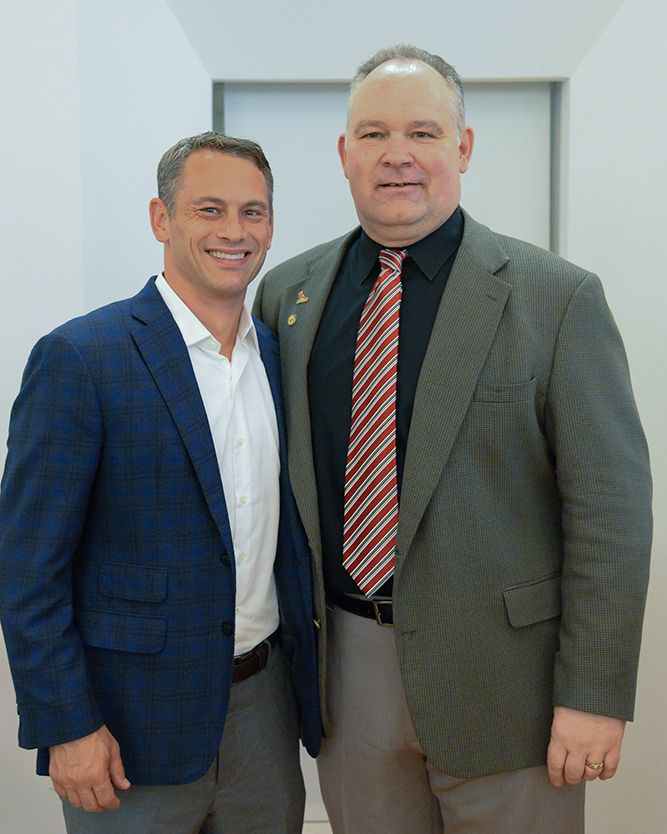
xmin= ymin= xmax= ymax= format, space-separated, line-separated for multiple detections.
xmin=547 ymin=705 xmax=626 ymax=787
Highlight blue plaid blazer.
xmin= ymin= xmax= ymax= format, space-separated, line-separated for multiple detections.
xmin=0 ymin=278 xmax=321 ymax=785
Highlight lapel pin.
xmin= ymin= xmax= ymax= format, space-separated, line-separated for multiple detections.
xmin=296 ymin=291 xmax=309 ymax=304
xmin=287 ymin=314 xmax=297 ymax=326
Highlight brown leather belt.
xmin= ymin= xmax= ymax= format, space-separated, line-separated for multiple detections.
xmin=232 ymin=630 xmax=278 ymax=685
xmin=329 ymin=593 xmax=394 ymax=626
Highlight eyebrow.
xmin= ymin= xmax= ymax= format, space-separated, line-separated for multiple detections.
xmin=352 ymin=119 xmax=388 ymax=136
xmin=407 ymin=120 xmax=445 ymax=136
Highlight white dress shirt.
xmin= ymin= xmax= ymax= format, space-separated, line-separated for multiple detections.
xmin=156 ymin=275 xmax=280 ymax=654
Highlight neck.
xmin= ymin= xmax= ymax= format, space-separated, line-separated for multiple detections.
xmin=362 ymin=208 xmax=456 ymax=248
xmin=195 ymin=304 xmax=242 ymax=360
xmin=163 ymin=273 xmax=244 ymax=360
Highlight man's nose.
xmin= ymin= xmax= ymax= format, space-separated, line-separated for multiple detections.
xmin=215 ymin=213 xmax=244 ymax=241
xmin=381 ymin=135 xmax=413 ymax=166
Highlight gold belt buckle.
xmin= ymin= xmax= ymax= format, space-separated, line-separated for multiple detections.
xmin=372 ymin=599 xmax=393 ymax=626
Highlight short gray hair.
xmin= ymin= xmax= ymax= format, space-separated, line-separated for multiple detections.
xmin=349 ymin=45 xmax=466 ymax=139
xmin=157 ymin=131 xmax=274 ymax=218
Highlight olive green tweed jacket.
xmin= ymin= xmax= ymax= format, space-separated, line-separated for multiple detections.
xmin=253 ymin=210 xmax=652 ymax=779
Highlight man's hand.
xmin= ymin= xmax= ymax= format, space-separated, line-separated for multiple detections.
xmin=547 ymin=705 xmax=626 ymax=787
xmin=49 ymin=725 xmax=131 ymax=812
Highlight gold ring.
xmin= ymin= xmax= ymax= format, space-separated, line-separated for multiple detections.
xmin=585 ymin=761 xmax=604 ymax=770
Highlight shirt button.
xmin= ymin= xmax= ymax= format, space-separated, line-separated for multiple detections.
xmin=239 ymin=495 xmax=248 ymax=505
xmin=237 ymin=438 xmax=244 ymax=447
xmin=238 ymin=552 xmax=245 ymax=562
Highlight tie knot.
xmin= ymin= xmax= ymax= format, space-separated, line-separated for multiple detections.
xmin=378 ymin=248 xmax=407 ymax=274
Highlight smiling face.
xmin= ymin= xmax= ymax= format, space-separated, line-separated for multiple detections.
xmin=339 ymin=60 xmax=474 ymax=247
xmin=150 ymin=150 xmax=273 ymax=310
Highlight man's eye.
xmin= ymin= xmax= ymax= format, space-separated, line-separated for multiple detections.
xmin=413 ymin=131 xmax=433 ymax=139
xmin=361 ymin=131 xmax=382 ymax=139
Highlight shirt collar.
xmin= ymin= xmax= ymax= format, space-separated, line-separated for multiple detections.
xmin=155 ymin=274 xmax=258 ymax=353
xmin=353 ymin=206 xmax=464 ymax=285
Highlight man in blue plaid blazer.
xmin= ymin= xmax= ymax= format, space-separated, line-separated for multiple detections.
xmin=0 ymin=133 xmax=321 ymax=833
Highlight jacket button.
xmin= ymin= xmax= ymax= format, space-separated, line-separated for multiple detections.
xmin=222 ymin=622 xmax=233 ymax=636
xmin=220 ymin=553 xmax=231 ymax=566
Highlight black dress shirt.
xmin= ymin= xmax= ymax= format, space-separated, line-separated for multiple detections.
xmin=308 ymin=208 xmax=464 ymax=596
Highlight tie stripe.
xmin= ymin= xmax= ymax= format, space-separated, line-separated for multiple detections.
xmin=342 ymin=248 xmax=406 ymax=596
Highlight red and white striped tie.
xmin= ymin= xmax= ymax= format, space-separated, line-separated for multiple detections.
xmin=342 ymin=248 xmax=406 ymax=596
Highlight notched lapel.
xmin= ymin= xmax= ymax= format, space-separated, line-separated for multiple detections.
xmin=130 ymin=287 xmax=235 ymax=554
xmin=278 ymin=235 xmax=354 ymax=375
xmin=275 ymin=234 xmax=356 ymax=558
xmin=256 ymin=325 xmax=290 ymax=471
xmin=398 ymin=226 xmax=511 ymax=561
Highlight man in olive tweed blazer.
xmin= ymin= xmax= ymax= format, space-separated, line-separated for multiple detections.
xmin=253 ymin=46 xmax=652 ymax=833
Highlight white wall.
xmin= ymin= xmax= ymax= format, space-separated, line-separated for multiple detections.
xmin=564 ymin=0 xmax=667 ymax=830
xmin=77 ymin=0 xmax=212 ymax=312
xmin=166 ymin=0 xmax=626 ymax=83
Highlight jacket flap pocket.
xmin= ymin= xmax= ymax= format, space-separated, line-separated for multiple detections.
xmin=503 ymin=574 xmax=562 ymax=628
xmin=76 ymin=608 xmax=166 ymax=654
xmin=98 ymin=562 xmax=168 ymax=603
xmin=473 ymin=377 xmax=537 ymax=403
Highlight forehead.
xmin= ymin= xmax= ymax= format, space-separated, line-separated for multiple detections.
xmin=349 ymin=60 xmax=454 ymax=127
xmin=178 ymin=150 xmax=267 ymax=200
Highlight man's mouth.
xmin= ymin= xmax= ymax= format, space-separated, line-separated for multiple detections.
xmin=208 ymin=251 xmax=247 ymax=260
xmin=379 ymin=182 xmax=420 ymax=188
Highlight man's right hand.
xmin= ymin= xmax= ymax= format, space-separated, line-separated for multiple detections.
xmin=49 ymin=725 xmax=131 ymax=812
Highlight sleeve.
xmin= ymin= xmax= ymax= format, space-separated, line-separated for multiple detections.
xmin=545 ymin=273 xmax=652 ymax=720
xmin=0 ymin=332 xmax=105 ymax=749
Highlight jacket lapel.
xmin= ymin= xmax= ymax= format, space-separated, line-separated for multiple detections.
xmin=130 ymin=280 xmax=235 ymax=555
xmin=397 ymin=214 xmax=512 ymax=562
xmin=273 ymin=232 xmax=357 ymax=558
xmin=256 ymin=322 xmax=290 ymax=475
xmin=256 ymin=323 xmax=312 ymax=591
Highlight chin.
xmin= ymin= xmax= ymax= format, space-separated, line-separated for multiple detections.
xmin=375 ymin=210 xmax=425 ymax=229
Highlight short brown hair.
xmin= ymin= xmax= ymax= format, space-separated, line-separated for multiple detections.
xmin=157 ymin=132 xmax=274 ymax=218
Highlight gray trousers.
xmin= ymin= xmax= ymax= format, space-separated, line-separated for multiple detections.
xmin=318 ymin=605 xmax=585 ymax=834
xmin=62 ymin=643 xmax=305 ymax=834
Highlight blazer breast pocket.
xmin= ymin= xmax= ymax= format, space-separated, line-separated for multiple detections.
xmin=503 ymin=573 xmax=562 ymax=628
xmin=76 ymin=608 xmax=167 ymax=654
xmin=98 ymin=562 xmax=168 ymax=603
xmin=473 ymin=376 xmax=537 ymax=404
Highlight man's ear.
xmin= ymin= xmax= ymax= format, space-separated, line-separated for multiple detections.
xmin=149 ymin=198 xmax=170 ymax=243
xmin=458 ymin=127 xmax=475 ymax=174
xmin=267 ymin=216 xmax=274 ymax=251
xmin=337 ymin=134 xmax=349 ymax=180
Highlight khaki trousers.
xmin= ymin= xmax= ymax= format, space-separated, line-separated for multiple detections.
xmin=318 ymin=605 xmax=585 ymax=834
